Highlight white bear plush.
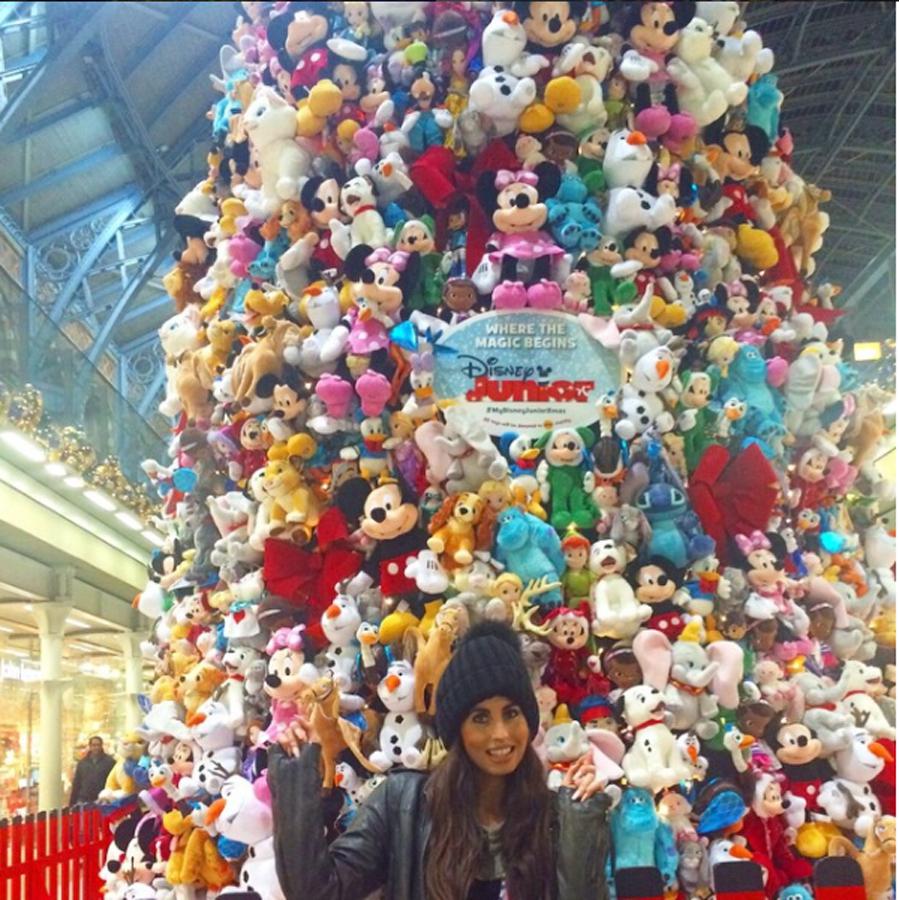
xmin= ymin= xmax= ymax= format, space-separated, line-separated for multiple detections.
xmin=469 ymin=66 xmax=537 ymax=136
xmin=604 ymin=187 xmax=677 ymax=238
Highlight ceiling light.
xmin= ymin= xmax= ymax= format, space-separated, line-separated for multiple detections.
xmin=45 ymin=462 xmax=68 ymax=478
xmin=3 ymin=648 xmax=28 ymax=658
xmin=66 ymin=617 xmax=90 ymax=629
xmin=0 ymin=431 xmax=46 ymax=463
xmin=141 ymin=529 xmax=165 ymax=547
xmin=84 ymin=489 xmax=116 ymax=512
xmin=63 ymin=474 xmax=86 ymax=488
xmin=854 ymin=341 xmax=882 ymax=362
xmin=0 ymin=624 xmax=13 ymax=633
xmin=115 ymin=510 xmax=143 ymax=531
xmin=23 ymin=603 xmax=32 ymax=612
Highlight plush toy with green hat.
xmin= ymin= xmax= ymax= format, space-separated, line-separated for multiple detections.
xmin=535 ymin=426 xmax=600 ymax=531
xmin=676 ymin=370 xmax=721 ymax=473
xmin=394 ymin=215 xmax=444 ymax=311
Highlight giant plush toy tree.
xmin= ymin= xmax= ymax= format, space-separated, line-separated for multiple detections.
xmin=100 ymin=3 xmax=896 ymax=898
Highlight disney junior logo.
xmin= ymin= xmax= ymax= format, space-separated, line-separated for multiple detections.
xmin=457 ymin=355 xmax=552 ymax=381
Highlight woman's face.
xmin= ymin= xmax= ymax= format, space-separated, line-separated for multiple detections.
xmin=461 ymin=696 xmax=530 ymax=777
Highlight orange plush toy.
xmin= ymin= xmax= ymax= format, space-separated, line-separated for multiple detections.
xmin=427 ymin=492 xmax=485 ymax=570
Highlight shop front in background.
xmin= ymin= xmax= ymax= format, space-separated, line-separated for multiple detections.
xmin=0 ymin=651 xmax=126 ymax=817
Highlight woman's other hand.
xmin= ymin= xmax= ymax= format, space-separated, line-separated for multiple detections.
xmin=562 ymin=753 xmax=603 ymax=802
xmin=277 ymin=714 xmax=316 ymax=757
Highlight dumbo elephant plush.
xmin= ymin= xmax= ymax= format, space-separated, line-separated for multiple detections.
xmin=416 ymin=405 xmax=508 ymax=493
xmin=634 ymin=629 xmax=743 ymax=739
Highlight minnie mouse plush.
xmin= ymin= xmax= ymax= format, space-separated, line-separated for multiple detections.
xmin=472 ymin=162 xmax=568 ymax=309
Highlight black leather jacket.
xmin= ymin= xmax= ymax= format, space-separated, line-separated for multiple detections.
xmin=268 ymin=744 xmax=611 ymax=900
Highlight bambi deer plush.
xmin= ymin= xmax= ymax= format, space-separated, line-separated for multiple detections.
xmin=301 ymin=674 xmax=379 ymax=789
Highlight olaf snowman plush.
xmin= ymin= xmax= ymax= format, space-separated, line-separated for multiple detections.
xmin=603 ymin=128 xmax=654 ymax=190
xmin=321 ymin=592 xmax=362 ymax=691
xmin=209 ymin=774 xmax=284 ymax=900
xmin=369 ymin=660 xmax=429 ymax=771
xmin=616 ymin=341 xmax=677 ymax=440
xmin=818 ymin=727 xmax=892 ymax=837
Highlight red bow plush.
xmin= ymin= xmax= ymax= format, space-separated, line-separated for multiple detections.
xmin=409 ymin=139 xmax=519 ymax=277
xmin=262 ymin=506 xmax=363 ymax=645
xmin=688 ymin=443 xmax=779 ymax=566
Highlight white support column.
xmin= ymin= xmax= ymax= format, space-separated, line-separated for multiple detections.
xmin=33 ymin=567 xmax=74 ymax=811
xmin=119 ymin=631 xmax=145 ymax=732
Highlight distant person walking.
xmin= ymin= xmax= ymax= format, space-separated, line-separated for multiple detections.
xmin=69 ymin=736 xmax=114 ymax=805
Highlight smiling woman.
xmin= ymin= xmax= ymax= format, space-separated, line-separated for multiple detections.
xmin=268 ymin=622 xmax=612 ymax=900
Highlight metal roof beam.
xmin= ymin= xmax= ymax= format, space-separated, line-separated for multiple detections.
xmin=0 ymin=3 xmax=105 ymax=136
xmin=0 ymin=3 xmax=24 ymax=28
xmin=45 ymin=191 xmax=143 ymax=324
xmin=119 ymin=2 xmax=197 ymax=82
xmin=87 ymin=233 xmax=174 ymax=364
xmin=121 ymin=293 xmax=171 ymax=327
xmin=1 ymin=94 xmax=93 ymax=145
xmin=0 ymin=48 xmax=47 ymax=80
xmin=0 ymin=143 xmax=119 ymax=206
xmin=137 ymin=364 xmax=166 ymax=418
xmin=119 ymin=330 xmax=159 ymax=356
xmin=28 ymin=183 xmax=141 ymax=243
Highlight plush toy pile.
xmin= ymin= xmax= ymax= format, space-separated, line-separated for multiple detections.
xmin=100 ymin=3 xmax=896 ymax=899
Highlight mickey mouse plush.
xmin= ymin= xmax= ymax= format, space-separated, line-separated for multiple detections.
xmin=337 ymin=476 xmax=429 ymax=643
xmin=300 ymin=174 xmax=343 ymax=273
xmin=763 ymin=717 xmax=831 ymax=812
xmin=472 ymin=162 xmax=569 ymax=309
xmin=513 ymin=1 xmax=587 ymax=52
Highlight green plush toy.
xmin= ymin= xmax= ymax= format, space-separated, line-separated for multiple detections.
xmin=583 ymin=240 xmax=639 ymax=316
xmin=676 ymin=371 xmax=720 ymax=472
xmin=394 ymin=215 xmax=444 ymax=311
xmin=534 ymin=427 xmax=600 ymax=532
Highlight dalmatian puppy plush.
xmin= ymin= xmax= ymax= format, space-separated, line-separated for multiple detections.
xmin=329 ymin=174 xmax=388 ymax=259
xmin=620 ymin=684 xmax=692 ymax=793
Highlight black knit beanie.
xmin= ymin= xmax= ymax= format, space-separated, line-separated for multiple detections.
xmin=435 ymin=621 xmax=539 ymax=747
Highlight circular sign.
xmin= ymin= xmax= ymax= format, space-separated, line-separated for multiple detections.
xmin=433 ymin=310 xmax=620 ymax=436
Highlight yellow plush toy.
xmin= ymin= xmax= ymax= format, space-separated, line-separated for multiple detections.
xmin=178 ymin=660 xmax=227 ymax=716
xmin=98 ymin=731 xmax=148 ymax=802
xmin=735 ymin=222 xmax=779 ymax=269
xmin=163 ymin=808 xmax=234 ymax=890
xmin=519 ymin=76 xmax=580 ymax=134
xmin=262 ymin=434 xmax=321 ymax=543
xmin=296 ymin=78 xmax=343 ymax=137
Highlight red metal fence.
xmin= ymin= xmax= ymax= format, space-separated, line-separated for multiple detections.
xmin=0 ymin=803 xmax=131 ymax=900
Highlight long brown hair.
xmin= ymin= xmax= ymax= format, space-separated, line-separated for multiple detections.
xmin=424 ymin=743 xmax=556 ymax=900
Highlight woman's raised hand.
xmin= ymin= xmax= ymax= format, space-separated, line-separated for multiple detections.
xmin=562 ymin=752 xmax=603 ymax=802
xmin=277 ymin=713 xmax=316 ymax=758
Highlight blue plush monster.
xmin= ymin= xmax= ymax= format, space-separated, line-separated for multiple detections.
xmin=777 ymin=885 xmax=813 ymax=900
xmin=746 ymin=74 xmax=783 ymax=142
xmin=719 ymin=344 xmax=786 ymax=452
xmin=493 ymin=507 xmax=565 ymax=607
xmin=608 ymin=788 xmax=678 ymax=889
xmin=546 ymin=174 xmax=603 ymax=252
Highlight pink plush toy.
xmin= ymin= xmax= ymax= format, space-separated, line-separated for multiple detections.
xmin=355 ymin=370 xmax=392 ymax=417
xmin=261 ymin=625 xmax=317 ymax=746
